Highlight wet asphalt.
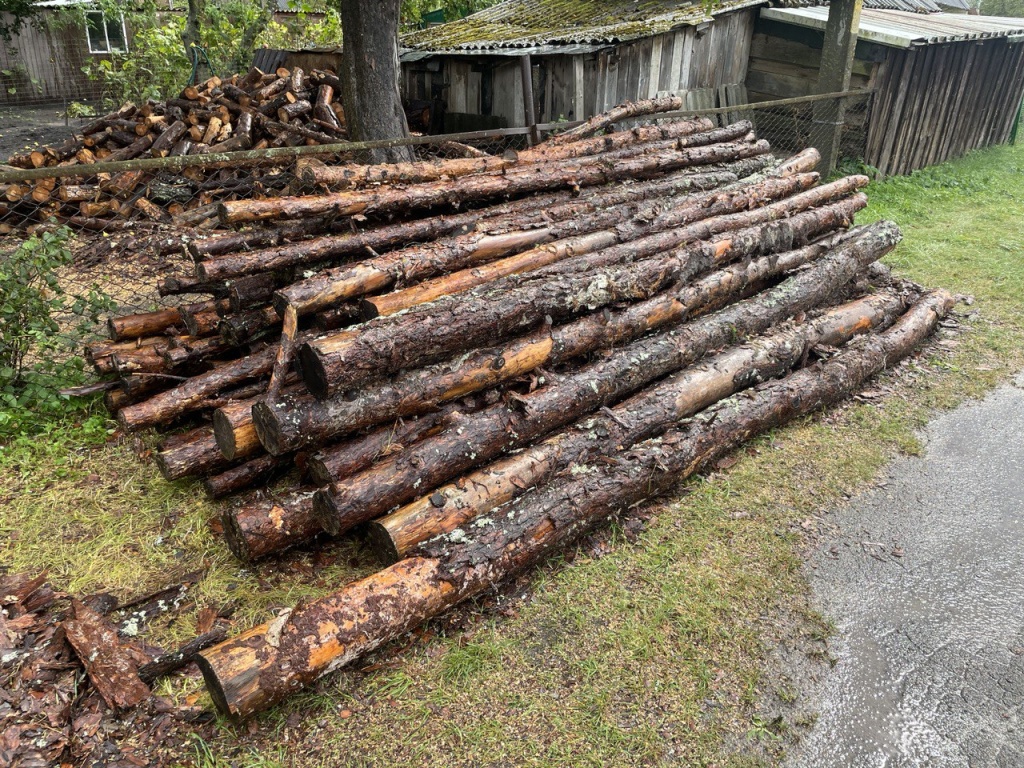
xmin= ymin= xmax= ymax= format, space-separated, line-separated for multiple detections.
xmin=786 ymin=371 xmax=1024 ymax=768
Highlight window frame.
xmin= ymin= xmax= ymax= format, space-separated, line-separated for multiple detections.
xmin=84 ymin=10 xmax=128 ymax=55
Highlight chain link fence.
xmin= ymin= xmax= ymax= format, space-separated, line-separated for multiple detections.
xmin=0 ymin=91 xmax=870 ymax=405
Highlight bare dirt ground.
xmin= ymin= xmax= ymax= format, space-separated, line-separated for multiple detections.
xmin=0 ymin=102 xmax=95 ymax=161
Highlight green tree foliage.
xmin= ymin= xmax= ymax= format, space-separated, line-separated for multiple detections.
xmin=400 ymin=0 xmax=500 ymax=26
xmin=0 ymin=0 xmax=40 ymax=40
xmin=981 ymin=0 xmax=1024 ymax=16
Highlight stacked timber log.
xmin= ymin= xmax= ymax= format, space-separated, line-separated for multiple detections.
xmin=0 ymin=66 xmax=347 ymax=232
xmin=77 ymin=99 xmax=952 ymax=718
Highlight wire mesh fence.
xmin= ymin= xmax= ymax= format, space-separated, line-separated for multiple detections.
xmin=0 ymin=91 xmax=873 ymax=406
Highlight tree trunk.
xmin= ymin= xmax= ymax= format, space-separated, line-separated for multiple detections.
xmin=337 ymin=0 xmax=413 ymax=163
xmin=298 ymin=178 xmax=867 ymax=399
xmin=309 ymin=220 xmax=897 ymax=536
xmin=367 ymin=292 xmax=909 ymax=561
xmin=196 ymin=288 xmax=953 ymax=720
xmin=253 ymin=208 xmax=864 ymax=458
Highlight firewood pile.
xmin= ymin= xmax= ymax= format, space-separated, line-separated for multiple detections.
xmin=0 ymin=66 xmax=347 ymax=233
xmin=77 ymin=99 xmax=952 ymax=718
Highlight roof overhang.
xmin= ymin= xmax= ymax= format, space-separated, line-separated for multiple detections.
xmin=760 ymin=6 xmax=1024 ymax=48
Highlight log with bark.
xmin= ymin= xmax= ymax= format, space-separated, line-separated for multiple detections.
xmin=308 ymin=218 xmax=889 ymax=538
xmin=367 ymin=291 xmax=910 ymax=561
xmin=196 ymin=289 xmax=953 ymax=718
xmin=254 ymin=205 xmax=868 ymax=458
xmin=297 ymin=177 xmax=868 ymax=400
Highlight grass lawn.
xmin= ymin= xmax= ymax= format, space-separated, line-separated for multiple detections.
xmin=2 ymin=141 xmax=1023 ymax=767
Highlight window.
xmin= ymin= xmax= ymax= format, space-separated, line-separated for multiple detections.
xmin=85 ymin=11 xmax=127 ymax=54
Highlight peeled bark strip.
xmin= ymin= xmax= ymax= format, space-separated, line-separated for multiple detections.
xmin=255 ymin=210 xmax=865 ymax=458
xmin=299 ymin=177 xmax=867 ymax=399
xmin=311 ymin=220 xmax=898 ymax=537
xmin=64 ymin=601 xmax=150 ymax=710
xmin=219 ymin=139 xmax=770 ymax=224
xmin=118 ymin=346 xmax=277 ymax=432
xmin=368 ymin=291 xmax=908 ymax=561
xmin=197 ymin=290 xmax=952 ymax=720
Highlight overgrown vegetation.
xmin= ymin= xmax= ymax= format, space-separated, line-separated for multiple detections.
xmin=0 ymin=228 xmax=114 ymax=437
xmin=1 ymin=142 xmax=1022 ymax=766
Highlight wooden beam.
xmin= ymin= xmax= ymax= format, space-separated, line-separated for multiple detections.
xmin=814 ymin=0 xmax=864 ymax=172
xmin=520 ymin=54 xmax=541 ymax=145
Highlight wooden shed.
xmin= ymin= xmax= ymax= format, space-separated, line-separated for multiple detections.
xmin=398 ymin=0 xmax=766 ymax=132
xmin=748 ymin=6 xmax=1024 ymax=175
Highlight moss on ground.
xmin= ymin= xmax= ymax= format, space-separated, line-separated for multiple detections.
xmin=2 ymin=141 xmax=1022 ymax=767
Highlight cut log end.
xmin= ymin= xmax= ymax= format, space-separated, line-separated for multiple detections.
xmin=312 ymin=489 xmax=342 ymax=536
xmin=296 ymin=344 xmax=330 ymax=400
xmin=364 ymin=521 xmax=402 ymax=565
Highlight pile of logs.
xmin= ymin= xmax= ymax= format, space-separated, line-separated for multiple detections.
xmin=0 ymin=66 xmax=347 ymax=232
xmin=78 ymin=98 xmax=951 ymax=718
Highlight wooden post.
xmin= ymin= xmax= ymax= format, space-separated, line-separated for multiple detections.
xmin=573 ymin=55 xmax=585 ymax=121
xmin=814 ymin=0 xmax=863 ymax=173
xmin=520 ymin=54 xmax=541 ymax=146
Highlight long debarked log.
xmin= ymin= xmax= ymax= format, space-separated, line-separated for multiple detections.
xmin=309 ymin=217 xmax=886 ymax=536
xmin=219 ymin=139 xmax=770 ymax=223
xmin=197 ymin=289 xmax=953 ymax=719
xmin=255 ymin=204 xmax=867 ymax=457
xmin=298 ymin=177 xmax=868 ymax=399
xmin=366 ymin=291 xmax=909 ymax=561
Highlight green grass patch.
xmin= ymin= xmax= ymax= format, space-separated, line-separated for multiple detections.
xmin=3 ymin=141 xmax=1024 ymax=767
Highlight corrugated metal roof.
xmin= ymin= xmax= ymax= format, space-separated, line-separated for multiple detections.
xmin=781 ymin=0 xmax=946 ymax=11
xmin=401 ymin=0 xmax=770 ymax=53
xmin=761 ymin=7 xmax=1024 ymax=47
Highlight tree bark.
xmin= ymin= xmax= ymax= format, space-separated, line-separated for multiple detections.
xmin=221 ymin=491 xmax=321 ymax=563
xmin=218 ymin=140 xmax=769 ymax=224
xmin=358 ymin=172 xmax=819 ymax=319
xmin=310 ymin=220 xmax=897 ymax=536
xmin=117 ymin=346 xmax=278 ymax=432
xmin=367 ymin=291 xmax=909 ymax=561
xmin=254 ymin=206 xmax=865 ymax=458
xmin=546 ymin=96 xmax=686 ymax=144
xmin=298 ymin=177 xmax=867 ymax=399
xmin=203 ymin=454 xmax=290 ymax=499
xmin=337 ymin=0 xmax=413 ymax=163
xmin=154 ymin=426 xmax=234 ymax=481
xmin=197 ymin=289 xmax=952 ymax=720
xmin=273 ymin=162 xmax=764 ymax=315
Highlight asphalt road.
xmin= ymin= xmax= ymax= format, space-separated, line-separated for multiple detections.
xmin=787 ymin=372 xmax=1024 ymax=767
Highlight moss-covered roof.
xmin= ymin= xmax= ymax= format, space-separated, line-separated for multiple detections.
xmin=401 ymin=0 xmax=771 ymax=52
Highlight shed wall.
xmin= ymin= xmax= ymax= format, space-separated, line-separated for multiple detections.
xmin=0 ymin=13 xmax=107 ymax=105
xmin=401 ymin=7 xmax=757 ymax=128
